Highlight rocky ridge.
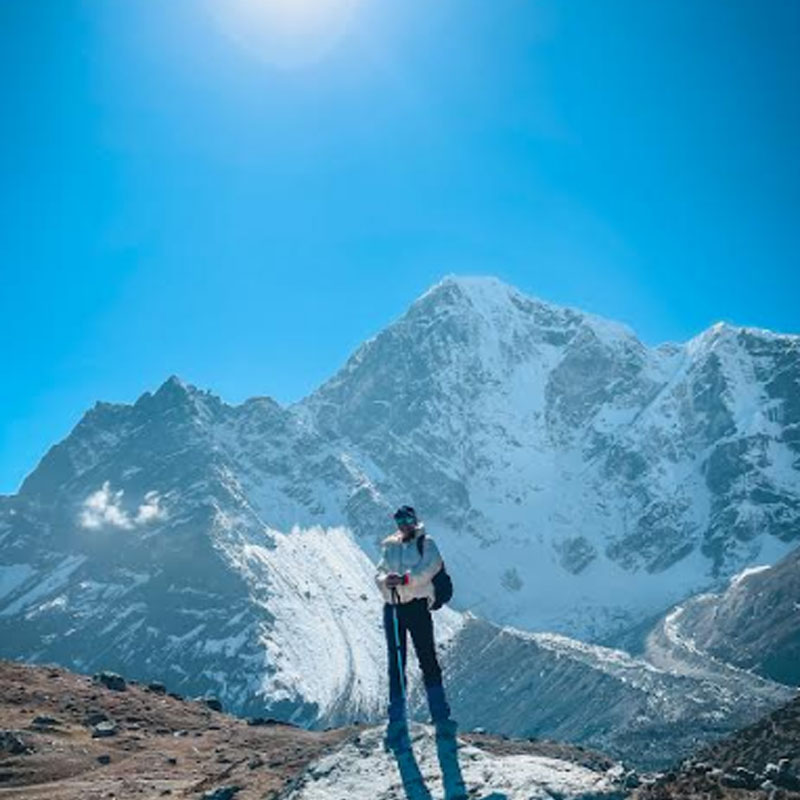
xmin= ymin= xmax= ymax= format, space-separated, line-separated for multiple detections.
xmin=0 ymin=659 xmax=627 ymax=800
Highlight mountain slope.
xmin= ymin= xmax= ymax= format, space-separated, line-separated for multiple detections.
xmin=434 ymin=615 xmax=793 ymax=770
xmin=644 ymin=545 xmax=800 ymax=686
xmin=635 ymin=693 xmax=800 ymax=800
xmin=0 ymin=658 xmax=355 ymax=799
xmin=299 ymin=276 xmax=800 ymax=638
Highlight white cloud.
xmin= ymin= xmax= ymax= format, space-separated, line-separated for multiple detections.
xmin=79 ymin=482 xmax=167 ymax=530
xmin=134 ymin=490 xmax=167 ymax=524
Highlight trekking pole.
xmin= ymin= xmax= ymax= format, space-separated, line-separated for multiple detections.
xmin=391 ymin=587 xmax=406 ymax=704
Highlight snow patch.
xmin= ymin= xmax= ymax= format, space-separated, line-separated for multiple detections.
xmin=0 ymin=555 xmax=86 ymax=617
xmin=285 ymin=724 xmax=620 ymax=800
xmin=729 ymin=564 xmax=771 ymax=588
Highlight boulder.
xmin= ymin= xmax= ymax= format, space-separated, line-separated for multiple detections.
xmin=85 ymin=711 xmax=110 ymax=727
xmin=93 ymin=671 xmax=127 ymax=691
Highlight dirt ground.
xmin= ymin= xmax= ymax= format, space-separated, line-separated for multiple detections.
xmin=0 ymin=660 xmax=357 ymax=800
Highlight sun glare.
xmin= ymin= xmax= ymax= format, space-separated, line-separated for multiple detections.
xmin=209 ymin=0 xmax=363 ymax=69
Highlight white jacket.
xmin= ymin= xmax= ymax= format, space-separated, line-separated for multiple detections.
xmin=375 ymin=525 xmax=443 ymax=607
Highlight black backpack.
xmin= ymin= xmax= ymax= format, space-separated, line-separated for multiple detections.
xmin=416 ymin=534 xmax=453 ymax=610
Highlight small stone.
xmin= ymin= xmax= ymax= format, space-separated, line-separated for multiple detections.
xmin=93 ymin=671 xmax=127 ymax=692
xmin=0 ymin=730 xmax=32 ymax=755
xmin=733 ymin=766 xmax=759 ymax=789
xmin=31 ymin=715 xmax=60 ymax=727
xmin=147 ymin=682 xmax=166 ymax=694
xmin=92 ymin=721 xmax=118 ymax=738
xmin=203 ymin=697 xmax=223 ymax=712
xmin=85 ymin=711 xmax=110 ymax=727
xmin=623 ymin=771 xmax=640 ymax=788
xmin=166 ymin=756 xmax=177 ymax=765
xmin=247 ymin=716 xmax=280 ymax=726
xmin=766 ymin=763 xmax=781 ymax=778
xmin=200 ymin=786 xmax=241 ymax=800
xmin=98 ymin=754 xmax=112 ymax=765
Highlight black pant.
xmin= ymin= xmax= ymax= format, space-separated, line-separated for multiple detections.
xmin=383 ymin=598 xmax=444 ymax=719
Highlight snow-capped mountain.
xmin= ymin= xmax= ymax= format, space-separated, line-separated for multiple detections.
xmin=1 ymin=275 xmax=799 ymax=762
xmin=5 ymin=276 xmax=798 ymax=643
xmin=300 ymin=276 xmax=800 ymax=638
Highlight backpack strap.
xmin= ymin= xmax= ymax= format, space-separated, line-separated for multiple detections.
xmin=415 ymin=533 xmax=425 ymax=557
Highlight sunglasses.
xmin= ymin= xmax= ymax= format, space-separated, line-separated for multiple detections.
xmin=395 ymin=517 xmax=416 ymax=526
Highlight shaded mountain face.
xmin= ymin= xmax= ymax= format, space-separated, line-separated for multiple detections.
xmin=0 ymin=379 xmax=391 ymax=721
xmin=644 ymin=545 xmax=800 ymax=687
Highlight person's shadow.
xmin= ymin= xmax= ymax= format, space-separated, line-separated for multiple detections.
xmin=388 ymin=734 xmax=509 ymax=800
xmin=388 ymin=742 xmax=433 ymax=800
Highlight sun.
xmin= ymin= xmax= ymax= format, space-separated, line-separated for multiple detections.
xmin=210 ymin=0 xmax=363 ymax=69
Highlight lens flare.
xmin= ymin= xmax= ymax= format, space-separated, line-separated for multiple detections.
xmin=209 ymin=0 xmax=363 ymax=69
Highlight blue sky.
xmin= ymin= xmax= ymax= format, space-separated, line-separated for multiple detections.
xmin=1 ymin=0 xmax=798 ymax=493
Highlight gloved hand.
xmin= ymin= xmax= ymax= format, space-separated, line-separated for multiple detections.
xmin=386 ymin=573 xmax=409 ymax=588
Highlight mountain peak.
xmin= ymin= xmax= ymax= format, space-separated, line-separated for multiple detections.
xmin=413 ymin=275 xmax=639 ymax=346
xmin=157 ymin=374 xmax=193 ymax=395
xmin=418 ymin=274 xmax=526 ymax=313
xmin=130 ymin=375 xmax=226 ymax=423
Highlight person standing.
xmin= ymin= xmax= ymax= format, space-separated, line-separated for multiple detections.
xmin=375 ymin=504 xmax=455 ymax=750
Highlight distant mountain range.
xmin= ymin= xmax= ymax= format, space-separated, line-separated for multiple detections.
xmin=1 ymin=275 xmax=798 ymax=766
